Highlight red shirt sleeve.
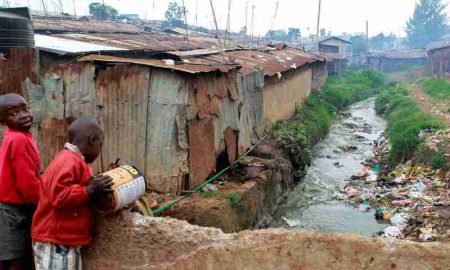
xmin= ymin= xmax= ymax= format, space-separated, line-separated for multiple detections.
xmin=10 ymin=138 xmax=40 ymax=205
xmin=47 ymin=159 xmax=90 ymax=209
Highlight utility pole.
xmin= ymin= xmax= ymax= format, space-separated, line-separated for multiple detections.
xmin=315 ymin=0 xmax=322 ymax=53
xmin=152 ymin=0 xmax=155 ymax=20
xmin=72 ymin=0 xmax=77 ymax=17
xmin=195 ymin=0 xmax=199 ymax=28
xmin=250 ymin=5 xmax=255 ymax=47
xmin=244 ymin=2 xmax=248 ymax=44
xmin=102 ymin=0 xmax=106 ymax=20
xmin=269 ymin=1 xmax=279 ymax=32
xmin=209 ymin=0 xmax=225 ymax=62
xmin=366 ymin=20 xmax=369 ymax=49
xmin=181 ymin=0 xmax=190 ymax=46
xmin=225 ymin=0 xmax=232 ymax=46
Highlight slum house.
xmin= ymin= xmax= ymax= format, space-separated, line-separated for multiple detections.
xmin=426 ymin=39 xmax=450 ymax=80
xmin=366 ymin=50 xmax=427 ymax=72
xmin=1 ymin=10 xmax=325 ymax=195
xmin=318 ymin=36 xmax=351 ymax=75
xmin=32 ymin=40 xmax=324 ymax=195
xmin=171 ymin=47 xmax=327 ymax=124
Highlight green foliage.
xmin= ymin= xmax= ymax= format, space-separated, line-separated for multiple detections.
xmin=273 ymin=69 xmax=387 ymax=169
xmin=349 ymin=35 xmax=368 ymax=55
xmin=165 ymin=2 xmax=186 ymax=27
xmin=287 ymin=28 xmax=301 ymax=42
xmin=414 ymin=143 xmax=449 ymax=169
xmin=375 ymin=84 xmax=445 ymax=164
xmin=266 ymin=30 xmax=287 ymax=42
xmin=406 ymin=0 xmax=448 ymax=49
xmin=370 ymin=33 xmax=397 ymax=51
xmin=421 ymin=78 xmax=450 ymax=100
xmin=225 ymin=192 xmax=243 ymax=208
xmin=89 ymin=2 xmax=118 ymax=20
xmin=201 ymin=191 xmax=217 ymax=199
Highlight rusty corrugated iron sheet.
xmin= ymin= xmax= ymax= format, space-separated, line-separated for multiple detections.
xmin=187 ymin=48 xmax=321 ymax=76
xmin=78 ymin=54 xmax=237 ymax=74
xmin=48 ymin=63 xmax=97 ymax=118
xmin=0 ymin=48 xmax=37 ymax=96
xmin=51 ymin=32 xmax=222 ymax=52
xmin=35 ymin=118 xmax=68 ymax=168
xmin=188 ymin=117 xmax=216 ymax=189
xmin=33 ymin=17 xmax=143 ymax=33
xmin=96 ymin=64 xmax=149 ymax=176
xmin=145 ymin=68 xmax=189 ymax=194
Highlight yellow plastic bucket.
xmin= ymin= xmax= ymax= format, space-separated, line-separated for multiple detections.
xmin=94 ymin=164 xmax=146 ymax=214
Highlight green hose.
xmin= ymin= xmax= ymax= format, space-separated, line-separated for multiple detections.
xmin=152 ymin=136 xmax=266 ymax=215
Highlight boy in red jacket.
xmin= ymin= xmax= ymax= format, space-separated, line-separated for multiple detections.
xmin=32 ymin=118 xmax=113 ymax=270
xmin=0 ymin=93 xmax=41 ymax=270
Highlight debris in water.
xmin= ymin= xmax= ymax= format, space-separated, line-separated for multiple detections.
xmin=282 ymin=217 xmax=301 ymax=228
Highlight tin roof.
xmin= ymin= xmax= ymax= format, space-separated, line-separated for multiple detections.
xmin=368 ymin=50 xmax=426 ymax=59
xmin=35 ymin=34 xmax=128 ymax=55
xmin=190 ymin=48 xmax=324 ymax=76
xmin=33 ymin=17 xmax=143 ymax=33
xmin=319 ymin=36 xmax=352 ymax=45
xmin=47 ymin=32 xmax=222 ymax=52
xmin=426 ymin=39 xmax=450 ymax=51
xmin=78 ymin=54 xmax=238 ymax=74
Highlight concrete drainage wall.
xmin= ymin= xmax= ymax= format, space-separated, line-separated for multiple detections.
xmin=84 ymin=212 xmax=450 ymax=270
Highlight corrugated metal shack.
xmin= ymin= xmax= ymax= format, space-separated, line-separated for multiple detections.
xmin=1 ymin=15 xmax=326 ymax=195
xmin=426 ymin=40 xmax=450 ymax=80
xmin=366 ymin=50 xmax=427 ymax=72
xmin=318 ymin=36 xmax=351 ymax=75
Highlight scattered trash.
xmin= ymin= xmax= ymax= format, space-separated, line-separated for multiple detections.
xmin=372 ymin=164 xmax=381 ymax=172
xmin=390 ymin=213 xmax=408 ymax=229
xmin=419 ymin=226 xmax=435 ymax=242
xmin=392 ymin=199 xmax=413 ymax=206
xmin=383 ymin=226 xmax=402 ymax=238
xmin=365 ymin=171 xmax=378 ymax=183
xmin=282 ymin=217 xmax=301 ymax=228
xmin=358 ymin=201 xmax=370 ymax=212
xmin=345 ymin=186 xmax=359 ymax=197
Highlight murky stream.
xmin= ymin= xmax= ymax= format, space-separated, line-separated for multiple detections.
xmin=274 ymin=98 xmax=388 ymax=236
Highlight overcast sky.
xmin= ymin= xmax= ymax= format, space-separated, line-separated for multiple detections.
xmin=7 ymin=0 xmax=450 ymax=37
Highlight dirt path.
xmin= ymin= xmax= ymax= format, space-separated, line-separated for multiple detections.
xmin=410 ymin=84 xmax=450 ymax=126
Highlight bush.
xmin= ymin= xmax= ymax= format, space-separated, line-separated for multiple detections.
xmin=375 ymin=84 xmax=445 ymax=165
xmin=414 ymin=143 xmax=448 ymax=170
xmin=421 ymin=78 xmax=450 ymax=100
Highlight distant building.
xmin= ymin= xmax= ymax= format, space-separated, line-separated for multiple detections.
xmin=426 ymin=39 xmax=450 ymax=80
xmin=318 ymin=36 xmax=351 ymax=75
xmin=366 ymin=50 xmax=427 ymax=72
xmin=119 ymin=14 xmax=139 ymax=20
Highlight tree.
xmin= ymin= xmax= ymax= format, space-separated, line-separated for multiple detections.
xmin=89 ymin=2 xmax=118 ymax=20
xmin=406 ymin=0 xmax=448 ymax=49
xmin=266 ymin=30 xmax=287 ymax=42
xmin=320 ymin=28 xmax=326 ymax=37
xmin=165 ymin=2 xmax=186 ymax=27
xmin=287 ymin=28 xmax=301 ymax=42
xmin=349 ymin=34 xmax=368 ymax=55
xmin=370 ymin=33 xmax=397 ymax=51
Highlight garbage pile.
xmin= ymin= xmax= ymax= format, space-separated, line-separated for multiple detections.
xmin=334 ymin=131 xmax=450 ymax=242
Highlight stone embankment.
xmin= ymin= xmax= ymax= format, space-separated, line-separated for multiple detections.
xmin=84 ymin=212 xmax=450 ymax=270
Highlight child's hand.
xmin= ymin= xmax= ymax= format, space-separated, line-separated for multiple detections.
xmin=87 ymin=174 xmax=114 ymax=197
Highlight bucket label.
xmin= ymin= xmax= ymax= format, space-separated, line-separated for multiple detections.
xmin=114 ymin=176 xmax=146 ymax=211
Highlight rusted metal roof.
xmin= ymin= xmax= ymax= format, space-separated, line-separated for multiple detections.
xmin=49 ymin=32 xmax=222 ymax=52
xmin=368 ymin=50 xmax=426 ymax=59
xmin=33 ymin=17 xmax=143 ymax=33
xmin=78 ymin=54 xmax=238 ymax=74
xmin=426 ymin=39 xmax=450 ymax=51
xmin=187 ymin=48 xmax=323 ymax=76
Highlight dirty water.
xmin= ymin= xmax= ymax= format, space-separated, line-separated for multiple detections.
xmin=274 ymin=98 xmax=388 ymax=236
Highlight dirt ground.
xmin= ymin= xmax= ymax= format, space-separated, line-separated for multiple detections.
xmin=410 ymin=84 xmax=450 ymax=126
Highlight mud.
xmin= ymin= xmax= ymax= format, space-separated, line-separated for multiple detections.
xmin=84 ymin=212 xmax=450 ymax=270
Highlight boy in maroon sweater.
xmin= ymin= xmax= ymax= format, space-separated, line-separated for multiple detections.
xmin=0 ymin=93 xmax=41 ymax=270
xmin=32 ymin=118 xmax=113 ymax=270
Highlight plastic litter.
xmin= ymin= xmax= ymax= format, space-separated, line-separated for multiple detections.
xmin=384 ymin=226 xmax=402 ymax=238
xmin=372 ymin=164 xmax=381 ymax=172
xmin=282 ymin=217 xmax=301 ymax=228
xmin=375 ymin=207 xmax=388 ymax=220
xmin=366 ymin=171 xmax=378 ymax=182
xmin=419 ymin=226 xmax=434 ymax=241
xmin=392 ymin=199 xmax=413 ymax=206
xmin=390 ymin=213 xmax=408 ymax=228
xmin=393 ymin=174 xmax=406 ymax=184
xmin=345 ymin=186 xmax=359 ymax=197
xmin=415 ymin=181 xmax=426 ymax=192
xmin=358 ymin=201 xmax=370 ymax=212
